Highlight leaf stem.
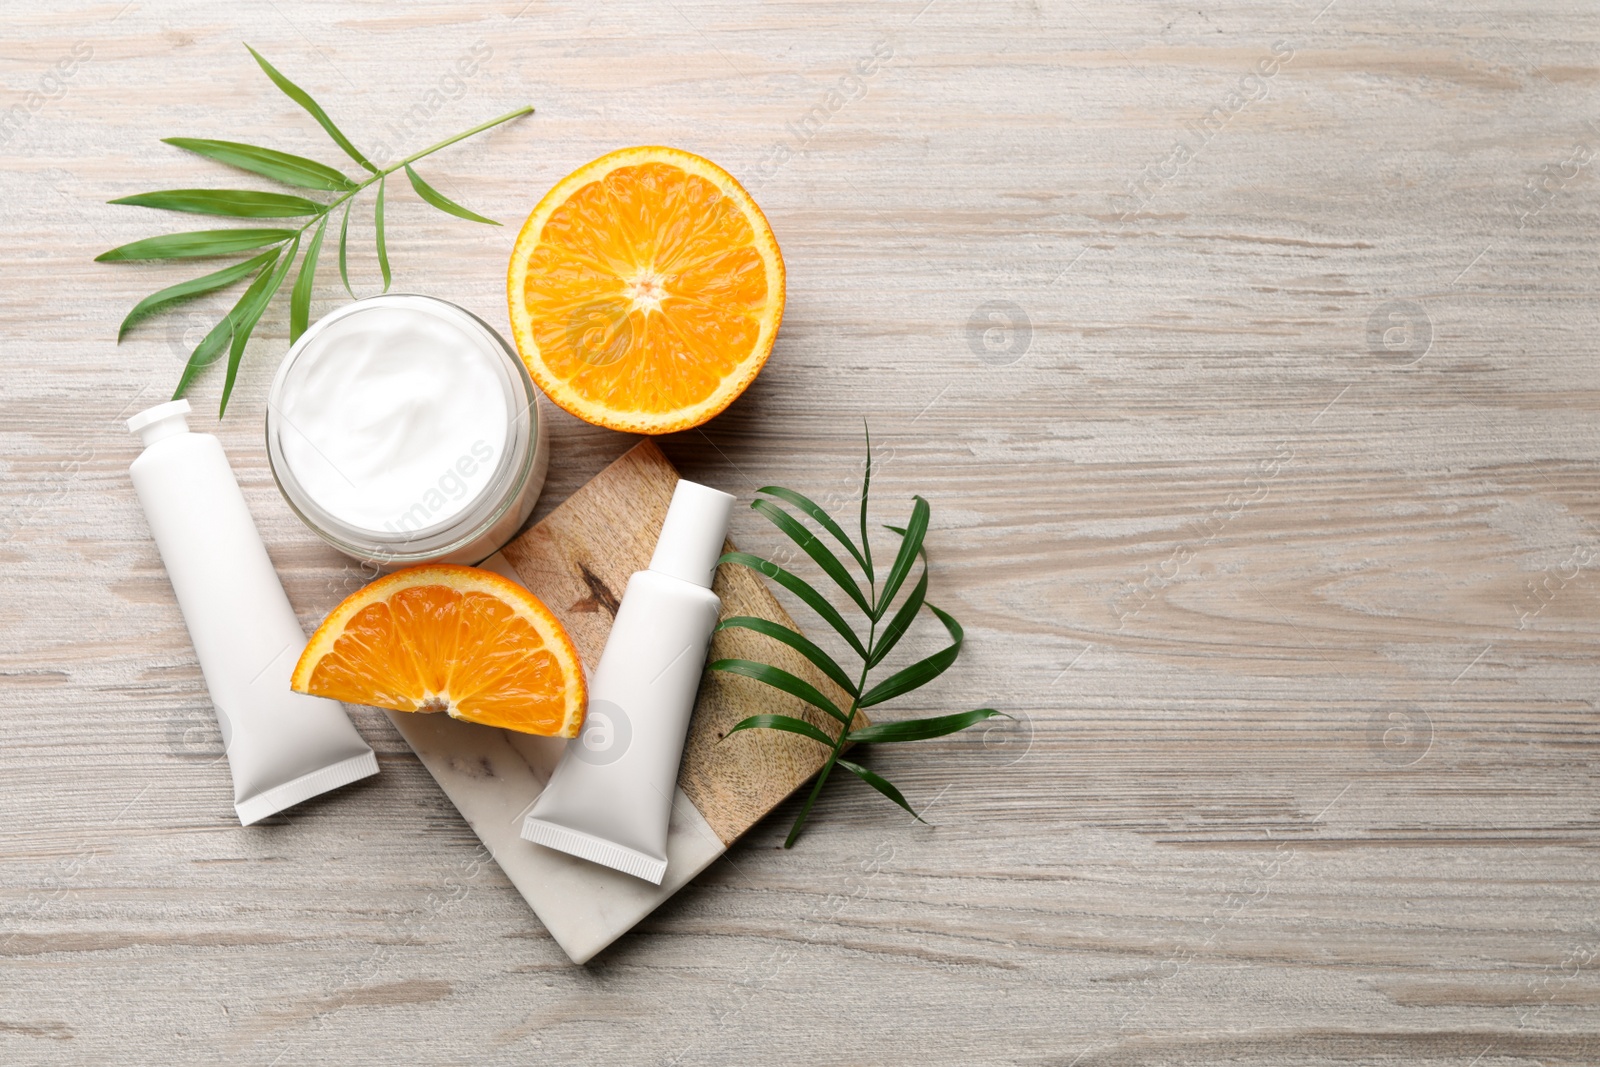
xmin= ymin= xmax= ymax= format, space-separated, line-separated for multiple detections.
xmin=257 ymin=105 xmax=534 ymax=257
xmin=785 ymin=613 xmax=878 ymax=848
xmin=392 ymin=105 xmax=534 ymax=171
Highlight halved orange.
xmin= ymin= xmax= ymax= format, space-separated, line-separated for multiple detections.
xmin=291 ymin=564 xmax=586 ymax=737
xmin=507 ymin=146 xmax=785 ymax=434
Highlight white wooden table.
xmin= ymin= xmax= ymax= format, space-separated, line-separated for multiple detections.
xmin=4 ymin=2 xmax=1599 ymax=1063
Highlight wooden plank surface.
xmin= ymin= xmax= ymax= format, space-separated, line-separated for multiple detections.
xmin=499 ymin=437 xmax=860 ymax=845
xmin=4 ymin=1 xmax=1600 ymax=1064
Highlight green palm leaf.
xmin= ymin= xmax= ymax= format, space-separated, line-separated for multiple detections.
xmin=757 ymin=485 xmax=868 ymax=574
xmin=836 ymin=759 xmax=925 ymax=823
xmin=245 ymin=45 xmax=375 ymax=173
xmin=108 ymin=189 xmax=322 ymax=218
xmin=847 ymin=708 xmax=1004 ymax=744
xmin=752 ymin=499 xmax=870 ymax=612
xmin=219 ymin=235 xmax=299 ymax=415
xmin=859 ymin=422 xmax=875 ymax=584
xmin=723 ymin=714 xmax=835 ymax=748
xmin=162 ymin=138 xmax=356 ymax=191
xmin=875 ymin=495 xmax=929 ymax=619
xmin=867 ymin=564 xmax=927 ymax=669
xmin=719 ymin=551 xmax=865 ymax=658
xmin=96 ymin=229 xmax=293 ymax=262
xmin=171 ymin=313 xmax=236 ymax=401
xmin=171 ymin=254 xmax=280 ymax=398
xmin=101 ymin=48 xmax=533 ymax=415
xmin=405 ymin=164 xmax=499 ymax=225
xmin=289 ymin=216 xmax=327 ymax=342
xmin=859 ymin=604 xmax=963 ymax=708
xmin=716 ymin=615 xmax=857 ymax=696
xmin=337 ymin=199 xmax=354 ymax=297
xmin=714 ymin=427 xmax=1000 ymax=846
xmin=117 ymin=249 xmax=279 ymax=341
xmin=374 ymin=175 xmax=390 ymax=291
xmin=709 ymin=658 xmax=849 ymax=724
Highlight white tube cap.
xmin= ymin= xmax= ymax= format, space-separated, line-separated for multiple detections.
xmin=648 ymin=479 xmax=735 ymax=588
xmin=127 ymin=399 xmax=192 ymax=448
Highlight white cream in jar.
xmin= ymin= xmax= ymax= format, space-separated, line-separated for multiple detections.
xmin=266 ymin=294 xmax=547 ymax=566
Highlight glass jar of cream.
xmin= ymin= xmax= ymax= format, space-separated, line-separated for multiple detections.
xmin=266 ymin=293 xmax=547 ymax=567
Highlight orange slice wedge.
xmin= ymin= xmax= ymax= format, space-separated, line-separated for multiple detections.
xmin=507 ymin=145 xmax=785 ymax=434
xmin=291 ymin=564 xmax=586 ymax=738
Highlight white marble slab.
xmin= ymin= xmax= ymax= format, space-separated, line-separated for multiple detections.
xmin=384 ymin=551 xmax=727 ymax=965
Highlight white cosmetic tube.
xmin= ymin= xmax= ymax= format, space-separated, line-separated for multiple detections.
xmin=127 ymin=400 xmax=377 ymax=824
xmin=521 ymin=479 xmax=734 ymax=883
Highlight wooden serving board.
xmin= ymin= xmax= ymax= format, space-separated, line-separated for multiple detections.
xmin=388 ymin=439 xmax=860 ymax=962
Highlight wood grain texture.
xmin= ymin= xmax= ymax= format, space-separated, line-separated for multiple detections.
xmin=499 ymin=437 xmax=860 ymax=845
xmin=3 ymin=0 xmax=1600 ymax=1064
